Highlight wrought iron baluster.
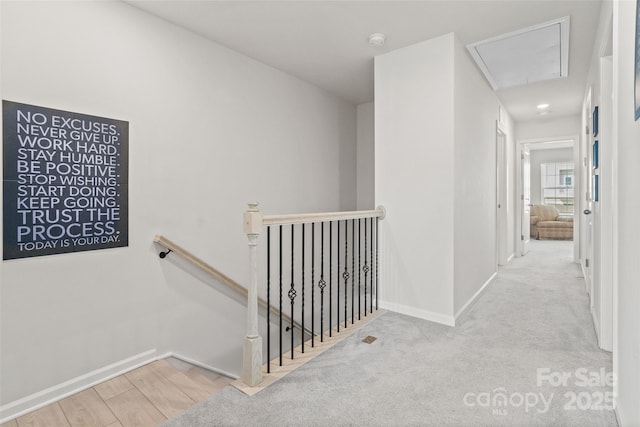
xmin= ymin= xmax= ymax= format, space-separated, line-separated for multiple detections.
xmin=343 ymin=219 xmax=349 ymax=329
xmin=311 ymin=222 xmax=315 ymax=347
xmin=370 ymin=217 xmax=373 ymax=314
xmin=267 ymin=226 xmax=271 ymax=373
xmin=363 ymin=218 xmax=369 ymax=317
xmin=351 ymin=218 xmax=355 ymax=324
xmin=319 ymin=222 xmax=326 ymax=342
xmin=376 ymin=217 xmax=379 ymax=310
xmin=279 ymin=225 xmax=283 ymax=366
xmin=337 ymin=221 xmax=340 ymax=333
xmin=329 ymin=221 xmax=333 ymax=337
xmin=301 ymin=224 xmax=305 ymax=353
xmin=289 ymin=224 xmax=296 ymax=359
xmin=358 ymin=218 xmax=361 ymax=320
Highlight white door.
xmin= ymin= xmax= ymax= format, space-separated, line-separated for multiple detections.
xmin=521 ymin=147 xmax=531 ymax=255
xmin=585 ymin=201 xmax=594 ymax=297
xmin=583 ymin=98 xmax=594 ymax=298
xmin=581 ymin=88 xmax=593 ymax=296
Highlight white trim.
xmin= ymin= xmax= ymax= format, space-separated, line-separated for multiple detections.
xmin=609 ymin=1 xmax=618 ymax=414
xmin=580 ymin=261 xmax=590 ymax=295
xmin=507 ymin=253 xmax=515 ymax=263
xmin=379 ymin=300 xmax=455 ymax=327
xmin=0 ymin=349 xmax=157 ymax=423
xmin=516 ymin=135 xmax=580 ymax=261
xmin=0 ymin=350 xmax=241 ymax=424
xmin=591 ymin=307 xmax=601 ymax=346
xmin=455 ymin=272 xmax=498 ymax=321
xmin=516 ymin=142 xmax=523 ymax=257
xmin=263 ymin=206 xmax=386 ymax=226
xmin=496 ymin=122 xmax=509 ymax=266
xmin=517 ymin=136 xmax=578 ymax=146
xmin=614 ymin=406 xmax=622 ymax=427
xmin=597 ymin=55 xmax=614 ymax=353
xmin=157 ymin=352 xmax=239 ymax=380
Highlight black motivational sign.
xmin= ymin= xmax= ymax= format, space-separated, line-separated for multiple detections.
xmin=3 ymin=101 xmax=129 ymax=260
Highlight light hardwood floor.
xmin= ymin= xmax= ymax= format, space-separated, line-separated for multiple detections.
xmin=1 ymin=359 xmax=231 ymax=427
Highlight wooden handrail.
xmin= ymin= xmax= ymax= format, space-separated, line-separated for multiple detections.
xmin=153 ymin=235 xmax=312 ymax=337
xmin=262 ymin=206 xmax=386 ymax=227
xmin=155 ymin=235 xmax=245 ymax=294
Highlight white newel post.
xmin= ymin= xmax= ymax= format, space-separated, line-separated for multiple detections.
xmin=242 ymin=202 xmax=263 ymax=386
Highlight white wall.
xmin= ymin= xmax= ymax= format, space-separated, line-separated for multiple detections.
xmin=612 ymin=0 xmax=640 ymax=424
xmin=376 ymin=33 xmax=511 ymax=324
xmin=515 ymin=115 xmax=581 ymax=142
xmin=375 ymin=34 xmax=456 ymax=324
xmin=529 ymin=148 xmax=574 ymax=205
xmin=357 ymin=102 xmax=374 ymax=210
xmin=452 ymin=38 xmax=507 ymax=314
xmin=0 ymin=0 xmax=357 ymax=412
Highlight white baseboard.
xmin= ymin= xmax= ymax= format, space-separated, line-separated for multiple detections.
xmin=0 ymin=349 xmax=240 ymax=424
xmin=580 ymin=262 xmax=590 ymax=294
xmin=507 ymin=253 xmax=515 ymax=263
xmin=591 ymin=308 xmax=601 ymax=346
xmin=454 ymin=272 xmax=497 ymax=322
xmin=0 ymin=349 xmax=157 ymax=423
xmin=614 ymin=405 xmax=622 ymax=427
xmin=157 ymin=352 xmax=239 ymax=380
xmin=379 ymin=300 xmax=455 ymax=326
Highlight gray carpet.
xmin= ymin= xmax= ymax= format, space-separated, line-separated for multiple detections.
xmin=164 ymin=240 xmax=617 ymax=427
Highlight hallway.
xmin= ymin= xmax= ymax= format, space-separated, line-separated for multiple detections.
xmin=164 ymin=240 xmax=616 ymax=427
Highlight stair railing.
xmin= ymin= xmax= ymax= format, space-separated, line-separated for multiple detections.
xmin=153 ymin=235 xmax=311 ymax=339
xmin=242 ymin=203 xmax=386 ymax=387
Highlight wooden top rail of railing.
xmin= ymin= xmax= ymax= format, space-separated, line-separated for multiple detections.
xmin=262 ymin=206 xmax=386 ymax=227
xmin=153 ymin=235 xmax=310 ymax=337
xmin=155 ymin=235 xmax=244 ymax=294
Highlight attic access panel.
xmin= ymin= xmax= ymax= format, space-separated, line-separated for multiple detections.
xmin=467 ymin=17 xmax=570 ymax=91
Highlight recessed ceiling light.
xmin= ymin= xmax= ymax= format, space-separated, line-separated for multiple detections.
xmin=368 ymin=33 xmax=386 ymax=47
xmin=537 ymin=103 xmax=550 ymax=110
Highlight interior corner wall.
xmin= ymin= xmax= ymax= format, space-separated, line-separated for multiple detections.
xmin=452 ymin=37 xmax=505 ymax=315
xmin=0 ymin=0 xmax=357 ymax=409
xmin=529 ymin=148 xmax=574 ymax=205
xmin=356 ymin=102 xmax=374 ymax=210
xmin=612 ymin=0 xmax=640 ymax=424
xmin=375 ymin=34 xmax=455 ymax=324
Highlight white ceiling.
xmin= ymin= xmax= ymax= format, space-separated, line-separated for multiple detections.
xmin=126 ymin=0 xmax=603 ymax=122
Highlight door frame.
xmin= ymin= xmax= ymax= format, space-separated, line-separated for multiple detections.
xmin=515 ymin=136 xmax=580 ymax=260
xmin=496 ymin=121 xmax=508 ymax=266
xmin=596 ymin=56 xmax=613 ymax=351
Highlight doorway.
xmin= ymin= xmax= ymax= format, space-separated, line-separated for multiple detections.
xmin=517 ymin=138 xmax=578 ymax=257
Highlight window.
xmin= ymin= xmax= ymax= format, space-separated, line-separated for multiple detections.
xmin=541 ymin=162 xmax=574 ymax=216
